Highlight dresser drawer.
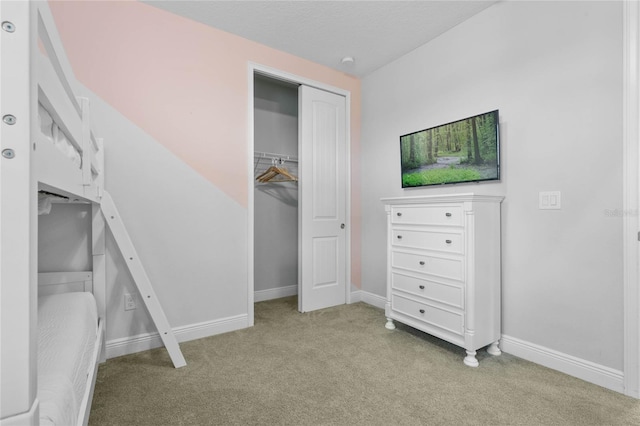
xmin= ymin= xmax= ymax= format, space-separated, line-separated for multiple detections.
xmin=391 ymin=205 xmax=463 ymax=227
xmin=392 ymin=272 xmax=463 ymax=309
xmin=392 ymin=251 xmax=464 ymax=282
xmin=391 ymin=293 xmax=463 ymax=336
xmin=392 ymin=228 xmax=463 ymax=254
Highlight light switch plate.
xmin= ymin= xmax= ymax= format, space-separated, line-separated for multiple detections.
xmin=539 ymin=191 xmax=561 ymax=209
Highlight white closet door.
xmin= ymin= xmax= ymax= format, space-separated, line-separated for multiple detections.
xmin=298 ymin=85 xmax=347 ymax=312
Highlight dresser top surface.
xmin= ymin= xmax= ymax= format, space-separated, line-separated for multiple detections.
xmin=381 ymin=193 xmax=505 ymax=205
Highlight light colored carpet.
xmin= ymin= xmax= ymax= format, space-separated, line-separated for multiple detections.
xmin=89 ymin=297 xmax=640 ymax=425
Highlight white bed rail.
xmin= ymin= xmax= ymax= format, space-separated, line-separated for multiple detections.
xmin=36 ymin=2 xmax=80 ymax=117
xmin=38 ymin=271 xmax=93 ymax=295
xmin=35 ymin=1 xmax=103 ymax=202
xmin=79 ymin=318 xmax=103 ymax=426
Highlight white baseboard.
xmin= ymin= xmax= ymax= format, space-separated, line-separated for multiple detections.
xmin=351 ymin=290 xmax=386 ymax=309
xmin=500 ymin=335 xmax=624 ymax=393
xmin=254 ymin=285 xmax=297 ymax=302
xmin=106 ymin=314 xmax=249 ymax=359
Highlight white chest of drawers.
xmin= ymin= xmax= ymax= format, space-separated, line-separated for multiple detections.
xmin=381 ymin=193 xmax=504 ymax=367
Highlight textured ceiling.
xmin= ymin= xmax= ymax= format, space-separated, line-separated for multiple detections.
xmin=142 ymin=1 xmax=498 ymax=77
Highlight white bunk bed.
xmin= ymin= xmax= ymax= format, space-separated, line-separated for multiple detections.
xmin=1 ymin=2 xmax=187 ymax=423
xmin=1 ymin=2 xmax=105 ymax=425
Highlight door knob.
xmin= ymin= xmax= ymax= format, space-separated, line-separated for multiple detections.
xmin=340 ymin=223 xmax=345 ymax=229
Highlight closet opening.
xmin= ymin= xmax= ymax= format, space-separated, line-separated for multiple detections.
xmin=249 ymin=65 xmax=350 ymax=322
xmin=253 ymin=74 xmax=300 ymax=313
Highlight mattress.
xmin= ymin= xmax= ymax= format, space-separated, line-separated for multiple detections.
xmin=38 ymin=292 xmax=98 ymax=426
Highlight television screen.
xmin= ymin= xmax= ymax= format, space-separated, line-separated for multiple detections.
xmin=400 ymin=110 xmax=500 ymax=188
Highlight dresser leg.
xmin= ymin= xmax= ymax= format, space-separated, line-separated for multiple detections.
xmin=464 ymin=350 xmax=479 ymax=367
xmin=487 ymin=340 xmax=502 ymax=356
xmin=385 ymin=318 xmax=396 ymax=330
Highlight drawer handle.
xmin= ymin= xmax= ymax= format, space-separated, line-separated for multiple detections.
xmin=445 ymin=212 xmax=452 ymax=217
xmin=419 ymin=285 xmax=425 ymax=290
xmin=445 ymin=239 xmax=452 ymax=244
xmin=419 ymin=309 xmax=425 ymax=314
xmin=419 ymin=261 xmax=425 ymax=266
xmin=397 ymin=235 xmax=403 ymax=239
xmin=397 ymin=212 xmax=402 ymax=217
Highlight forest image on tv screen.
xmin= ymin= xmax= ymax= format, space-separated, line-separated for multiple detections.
xmin=400 ymin=110 xmax=499 ymax=188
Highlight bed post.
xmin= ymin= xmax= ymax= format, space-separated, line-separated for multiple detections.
xmin=92 ymin=203 xmax=107 ymax=363
xmin=80 ymin=97 xmax=92 ymax=192
xmin=0 ymin=1 xmax=39 ymax=424
xmin=84 ymin=90 xmax=107 ymax=363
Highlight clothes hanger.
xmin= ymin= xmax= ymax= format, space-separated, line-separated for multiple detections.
xmin=256 ymin=158 xmax=298 ymax=183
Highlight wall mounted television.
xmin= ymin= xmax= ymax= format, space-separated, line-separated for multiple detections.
xmin=400 ymin=109 xmax=500 ymax=188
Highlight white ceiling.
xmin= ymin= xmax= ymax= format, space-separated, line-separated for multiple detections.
xmin=142 ymin=1 xmax=498 ymax=77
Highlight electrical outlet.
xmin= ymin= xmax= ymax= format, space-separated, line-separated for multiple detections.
xmin=124 ymin=293 xmax=136 ymax=311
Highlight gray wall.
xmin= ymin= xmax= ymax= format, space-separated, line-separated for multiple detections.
xmin=38 ymin=203 xmax=92 ymax=273
xmin=254 ymin=76 xmax=299 ymax=293
xmin=81 ymin=84 xmax=248 ymax=342
xmin=360 ymin=1 xmax=623 ymax=370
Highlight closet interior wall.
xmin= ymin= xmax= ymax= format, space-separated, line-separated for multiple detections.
xmin=253 ymin=75 xmax=299 ymax=299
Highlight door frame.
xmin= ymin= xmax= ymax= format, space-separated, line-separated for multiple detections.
xmin=247 ymin=63 xmax=352 ymax=326
xmin=623 ymin=0 xmax=640 ymax=399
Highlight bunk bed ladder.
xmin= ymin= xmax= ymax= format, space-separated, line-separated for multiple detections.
xmin=100 ymin=191 xmax=187 ymax=368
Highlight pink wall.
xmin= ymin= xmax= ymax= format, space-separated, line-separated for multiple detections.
xmin=49 ymin=0 xmax=362 ymax=287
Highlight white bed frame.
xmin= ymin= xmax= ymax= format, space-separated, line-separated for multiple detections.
xmin=1 ymin=2 xmax=186 ymax=424
xmin=1 ymin=2 xmax=105 ymax=425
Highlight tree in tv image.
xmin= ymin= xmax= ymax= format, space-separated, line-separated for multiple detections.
xmin=400 ymin=110 xmax=500 ymax=188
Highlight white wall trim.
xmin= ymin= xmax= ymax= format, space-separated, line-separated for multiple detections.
xmin=623 ymin=0 xmax=640 ymax=399
xmin=352 ymin=290 xmax=387 ymax=309
xmin=247 ymin=65 xmax=256 ymax=327
xmin=362 ymin=291 xmax=386 ymax=309
xmin=254 ymin=285 xmax=298 ymax=303
xmin=501 ymin=335 xmax=624 ymax=394
xmin=247 ymin=62 xmax=352 ymax=319
xmin=250 ymin=63 xmax=351 ymax=97
xmin=105 ymin=314 xmax=248 ymax=359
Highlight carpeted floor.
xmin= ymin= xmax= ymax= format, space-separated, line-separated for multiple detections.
xmin=89 ymin=297 xmax=640 ymax=425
